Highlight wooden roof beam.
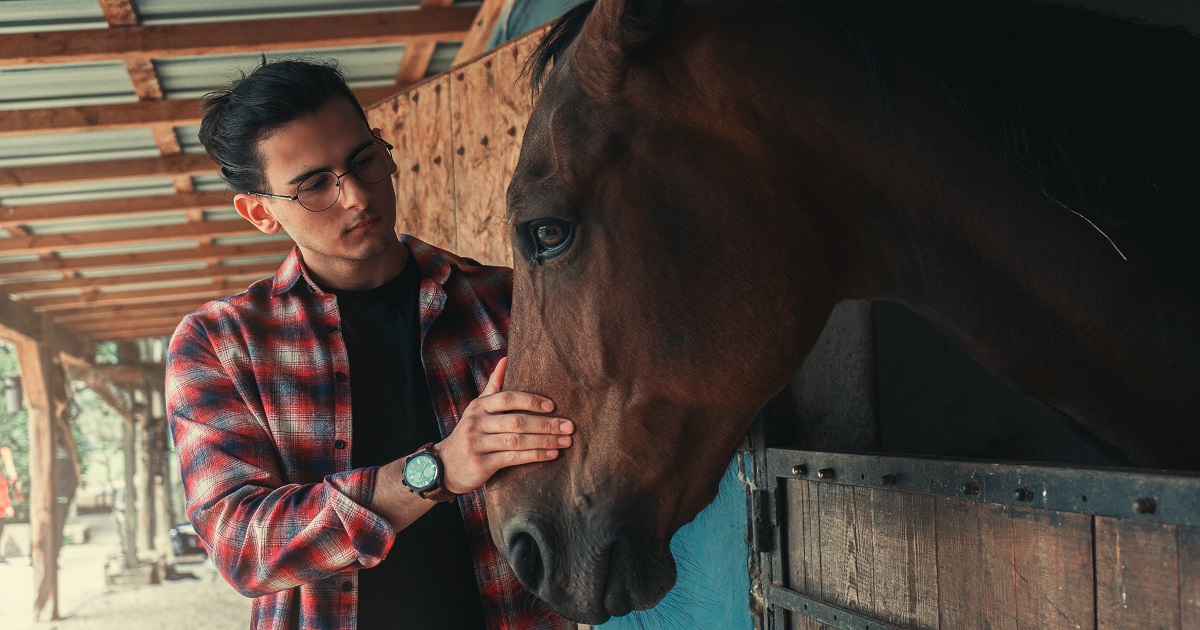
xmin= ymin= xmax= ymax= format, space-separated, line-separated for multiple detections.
xmin=0 ymin=8 xmax=476 ymax=65
xmin=0 ymin=219 xmax=257 ymax=255
xmin=0 ymin=191 xmax=231 ymax=227
xmin=98 ymin=0 xmax=140 ymax=26
xmin=0 ymin=239 xmax=292 ymax=278
xmin=0 ymin=87 xmax=402 ymax=137
xmin=0 ymin=295 xmax=87 ymax=360
xmin=87 ymin=327 xmax=177 ymax=343
xmin=453 ymin=0 xmax=507 ymax=65
xmin=72 ymin=315 xmax=187 ymax=334
xmin=26 ymin=283 xmax=245 ymax=311
xmin=4 ymin=260 xmax=280 ymax=293
xmin=52 ymin=303 xmax=201 ymax=324
xmin=41 ymin=294 xmax=222 ymax=319
xmin=0 ymin=153 xmax=216 ymax=188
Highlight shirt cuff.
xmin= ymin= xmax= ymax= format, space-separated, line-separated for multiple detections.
xmin=325 ymin=466 xmax=395 ymax=568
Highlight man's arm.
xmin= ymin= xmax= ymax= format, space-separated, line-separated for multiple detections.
xmin=167 ymin=317 xmax=397 ymax=597
xmin=169 ymin=321 xmax=573 ymax=597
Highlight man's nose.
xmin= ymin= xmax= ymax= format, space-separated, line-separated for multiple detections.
xmin=337 ymin=174 xmax=371 ymax=210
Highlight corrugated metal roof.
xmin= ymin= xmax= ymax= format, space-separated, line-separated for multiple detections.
xmin=0 ymin=62 xmax=136 ymax=110
xmin=156 ymin=44 xmax=411 ymax=99
xmin=0 ymin=0 xmax=106 ymax=35
xmin=0 ymin=178 xmax=178 ymax=207
xmin=134 ymin=0 xmax=426 ymax=25
xmin=0 ymin=128 xmax=160 ymax=168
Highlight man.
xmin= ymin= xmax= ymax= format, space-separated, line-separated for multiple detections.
xmin=166 ymin=60 xmax=573 ymax=629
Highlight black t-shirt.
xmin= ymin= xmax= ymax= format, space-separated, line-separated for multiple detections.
xmin=332 ymin=254 xmax=486 ymax=630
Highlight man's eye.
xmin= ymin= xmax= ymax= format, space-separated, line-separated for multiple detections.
xmin=300 ymin=174 xmax=334 ymax=193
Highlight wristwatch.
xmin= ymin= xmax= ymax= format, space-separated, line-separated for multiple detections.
xmin=401 ymin=442 xmax=458 ymax=502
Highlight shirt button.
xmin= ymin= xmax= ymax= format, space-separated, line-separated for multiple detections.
xmin=334 ymin=439 xmax=346 ymax=450
xmin=341 ymin=581 xmax=352 ymax=592
xmin=334 ymin=371 xmax=346 ymax=382
xmin=325 ymin=324 xmax=338 ymax=333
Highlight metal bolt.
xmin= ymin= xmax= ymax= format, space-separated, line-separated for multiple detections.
xmin=791 ymin=464 xmax=807 ymax=476
xmin=817 ymin=468 xmax=835 ymax=480
xmin=1014 ymin=487 xmax=1034 ymax=502
xmin=880 ymin=474 xmax=897 ymax=487
xmin=1132 ymin=497 xmax=1157 ymax=515
xmin=962 ymin=481 xmax=980 ymax=496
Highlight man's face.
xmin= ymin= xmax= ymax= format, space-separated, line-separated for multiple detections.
xmin=244 ymin=96 xmax=398 ymax=269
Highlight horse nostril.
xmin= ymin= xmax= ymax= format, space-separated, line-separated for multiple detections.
xmin=509 ymin=531 xmax=545 ymax=591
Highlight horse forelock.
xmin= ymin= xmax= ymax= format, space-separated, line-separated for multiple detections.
xmin=528 ymin=0 xmax=1200 ymax=272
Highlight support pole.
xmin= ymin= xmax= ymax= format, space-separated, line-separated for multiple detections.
xmin=136 ymin=385 xmax=155 ymax=553
xmin=119 ymin=392 xmax=139 ymax=570
xmin=15 ymin=337 xmax=65 ymax=621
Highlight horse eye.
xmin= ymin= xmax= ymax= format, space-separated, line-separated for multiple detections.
xmin=527 ymin=220 xmax=573 ymax=264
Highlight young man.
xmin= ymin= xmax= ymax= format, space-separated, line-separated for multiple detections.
xmin=166 ymin=60 xmax=573 ymax=629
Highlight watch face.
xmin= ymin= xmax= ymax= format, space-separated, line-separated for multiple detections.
xmin=404 ymin=453 xmax=439 ymax=489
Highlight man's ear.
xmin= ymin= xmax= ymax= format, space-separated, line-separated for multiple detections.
xmin=233 ymin=193 xmax=282 ymax=234
xmin=372 ymin=127 xmax=398 ymax=175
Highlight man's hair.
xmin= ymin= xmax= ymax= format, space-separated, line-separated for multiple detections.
xmin=198 ymin=59 xmax=368 ymax=194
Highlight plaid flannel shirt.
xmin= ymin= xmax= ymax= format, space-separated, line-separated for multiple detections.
xmin=166 ymin=235 xmax=566 ymax=630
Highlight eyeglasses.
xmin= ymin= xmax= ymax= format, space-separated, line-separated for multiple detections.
xmin=250 ymin=136 xmax=395 ymax=212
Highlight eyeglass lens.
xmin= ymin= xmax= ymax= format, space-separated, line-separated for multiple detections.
xmin=296 ymin=143 xmax=392 ymax=211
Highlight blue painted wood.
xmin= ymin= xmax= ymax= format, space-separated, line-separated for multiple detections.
xmin=598 ymin=456 xmax=755 ymax=630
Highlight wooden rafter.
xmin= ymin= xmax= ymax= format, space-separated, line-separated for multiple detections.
xmin=398 ymin=0 xmax=457 ymax=84
xmin=73 ymin=315 xmax=187 ymax=334
xmin=0 ymin=153 xmax=216 ymax=188
xmin=53 ymin=303 xmax=201 ymax=324
xmin=0 ymin=86 xmax=402 ymax=137
xmin=89 ymin=327 xmax=178 ymax=342
xmin=0 ymin=219 xmax=258 ymax=255
xmin=0 ymin=239 xmax=292 ymax=278
xmin=0 ymin=8 xmax=477 ymax=65
xmin=42 ymin=294 xmax=226 ymax=319
xmin=453 ymin=0 xmax=509 ymax=65
xmin=4 ymin=261 xmax=280 ymax=294
xmin=98 ymin=0 xmax=140 ymax=27
xmin=26 ymin=283 xmax=246 ymax=311
xmin=0 ymin=191 xmax=231 ymax=227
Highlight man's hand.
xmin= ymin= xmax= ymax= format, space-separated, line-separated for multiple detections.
xmin=434 ymin=357 xmax=573 ymax=494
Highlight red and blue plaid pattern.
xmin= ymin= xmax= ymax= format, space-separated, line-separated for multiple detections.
xmin=166 ymin=235 xmax=565 ymax=630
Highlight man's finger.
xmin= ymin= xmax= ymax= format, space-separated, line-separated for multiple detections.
xmin=479 ymin=432 xmax=572 ymax=453
xmin=481 ymin=356 xmax=507 ymax=397
xmin=480 ymin=414 xmax=571 ymax=435
xmin=485 ymin=448 xmax=560 ymax=472
xmin=479 ymin=390 xmax=554 ymax=415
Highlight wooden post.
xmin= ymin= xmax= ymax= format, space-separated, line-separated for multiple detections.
xmin=119 ymin=390 xmax=139 ymax=570
xmin=136 ymin=384 xmax=155 ymax=553
xmin=149 ymin=381 xmax=174 ymax=561
xmin=14 ymin=337 xmax=65 ymax=620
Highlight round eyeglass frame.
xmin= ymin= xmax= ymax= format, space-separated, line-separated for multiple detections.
xmin=248 ymin=135 xmax=395 ymax=212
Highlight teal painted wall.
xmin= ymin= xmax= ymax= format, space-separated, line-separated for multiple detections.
xmin=598 ymin=456 xmax=755 ymax=630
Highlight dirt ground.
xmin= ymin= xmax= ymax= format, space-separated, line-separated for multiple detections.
xmin=0 ymin=512 xmax=251 ymax=630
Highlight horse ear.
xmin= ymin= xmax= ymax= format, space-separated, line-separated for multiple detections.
xmin=573 ymin=0 xmax=682 ymax=97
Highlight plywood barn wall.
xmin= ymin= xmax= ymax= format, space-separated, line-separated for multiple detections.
xmin=366 ymin=29 xmax=546 ymax=267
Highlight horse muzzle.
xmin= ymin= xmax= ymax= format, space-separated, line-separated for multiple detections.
xmin=500 ymin=511 xmax=677 ymax=624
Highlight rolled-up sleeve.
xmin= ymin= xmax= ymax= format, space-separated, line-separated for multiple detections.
xmin=167 ymin=314 xmax=394 ymax=598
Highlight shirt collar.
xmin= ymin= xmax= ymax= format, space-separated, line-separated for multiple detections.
xmin=269 ymin=234 xmax=460 ymax=297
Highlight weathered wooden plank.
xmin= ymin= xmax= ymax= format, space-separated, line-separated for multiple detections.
xmin=0 ymin=8 xmax=476 ymax=65
xmin=372 ymin=76 xmax=458 ymax=252
xmin=870 ymin=490 xmax=938 ymax=628
xmin=1181 ymin=526 xmax=1200 ymax=628
xmin=1011 ymin=507 xmax=1093 ymax=629
xmin=450 ymin=38 xmax=536 ymax=266
xmin=816 ymin=482 xmax=874 ymax=619
xmin=935 ymin=497 xmax=985 ymax=630
xmin=980 ymin=504 xmax=1018 ymax=630
xmin=1095 ymin=517 xmax=1181 ymax=629
xmin=784 ymin=479 xmax=826 ymax=630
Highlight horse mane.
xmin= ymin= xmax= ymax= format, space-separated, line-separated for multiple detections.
xmin=528 ymin=0 xmax=1200 ymax=269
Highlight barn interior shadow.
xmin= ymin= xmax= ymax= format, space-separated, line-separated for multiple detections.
xmin=763 ymin=300 xmax=1123 ymax=467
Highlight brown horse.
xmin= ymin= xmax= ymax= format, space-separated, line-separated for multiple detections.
xmin=487 ymin=0 xmax=1200 ymax=622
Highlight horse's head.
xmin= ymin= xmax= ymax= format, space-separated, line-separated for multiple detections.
xmin=487 ymin=0 xmax=842 ymax=622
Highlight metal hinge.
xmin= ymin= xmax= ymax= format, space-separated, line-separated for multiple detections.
xmin=750 ymin=488 xmax=776 ymax=554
